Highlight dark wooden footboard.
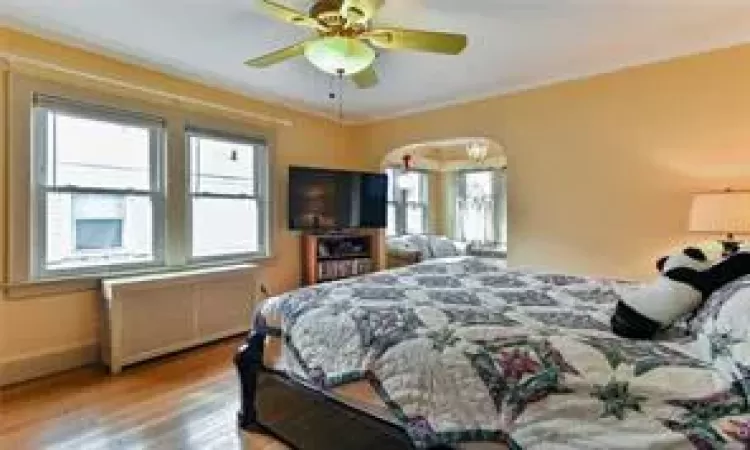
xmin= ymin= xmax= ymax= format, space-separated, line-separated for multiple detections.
xmin=234 ymin=329 xmax=264 ymax=430
xmin=234 ymin=329 xmax=420 ymax=450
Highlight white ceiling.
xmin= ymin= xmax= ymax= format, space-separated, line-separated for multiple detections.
xmin=2 ymin=0 xmax=750 ymax=122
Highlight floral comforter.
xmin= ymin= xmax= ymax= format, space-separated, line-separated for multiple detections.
xmin=257 ymin=257 xmax=750 ymax=449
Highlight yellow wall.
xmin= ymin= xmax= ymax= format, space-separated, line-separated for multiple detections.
xmin=0 ymin=29 xmax=365 ymax=382
xmin=357 ymin=44 xmax=750 ymax=279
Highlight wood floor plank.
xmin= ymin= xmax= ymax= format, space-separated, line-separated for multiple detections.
xmin=0 ymin=337 xmax=290 ymax=450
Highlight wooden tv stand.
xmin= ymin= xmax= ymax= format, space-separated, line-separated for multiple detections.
xmin=301 ymin=232 xmax=381 ymax=286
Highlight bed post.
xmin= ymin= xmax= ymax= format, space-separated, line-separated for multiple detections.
xmin=235 ymin=328 xmax=266 ymax=430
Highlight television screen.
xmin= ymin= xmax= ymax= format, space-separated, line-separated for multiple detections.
xmin=288 ymin=166 xmax=387 ymax=230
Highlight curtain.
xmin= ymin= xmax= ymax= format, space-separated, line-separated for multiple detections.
xmin=456 ymin=170 xmax=505 ymax=245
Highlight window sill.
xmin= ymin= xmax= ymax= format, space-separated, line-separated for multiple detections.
xmin=2 ymin=255 xmax=272 ymax=300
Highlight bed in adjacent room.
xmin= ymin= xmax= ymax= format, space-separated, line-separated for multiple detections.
xmin=236 ymin=256 xmax=750 ymax=449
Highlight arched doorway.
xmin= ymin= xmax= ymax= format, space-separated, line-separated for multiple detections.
xmin=380 ymin=137 xmax=507 ymax=252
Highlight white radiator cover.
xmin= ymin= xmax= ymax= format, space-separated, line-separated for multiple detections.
xmin=101 ymin=264 xmax=257 ymax=373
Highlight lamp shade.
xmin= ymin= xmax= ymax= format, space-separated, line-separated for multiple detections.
xmin=304 ymin=37 xmax=376 ymax=76
xmin=689 ymin=191 xmax=750 ymax=234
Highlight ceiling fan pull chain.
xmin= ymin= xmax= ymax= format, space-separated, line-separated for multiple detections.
xmin=337 ymin=68 xmax=345 ymax=121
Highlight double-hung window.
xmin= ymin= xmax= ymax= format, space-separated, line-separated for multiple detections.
xmin=32 ymin=95 xmax=165 ymax=278
xmin=27 ymin=93 xmax=272 ymax=281
xmin=187 ymin=129 xmax=269 ymax=260
xmin=455 ymin=169 xmax=507 ymax=245
xmin=386 ymin=167 xmax=429 ymax=236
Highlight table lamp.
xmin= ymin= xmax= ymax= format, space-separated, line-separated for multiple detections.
xmin=689 ymin=191 xmax=750 ymax=256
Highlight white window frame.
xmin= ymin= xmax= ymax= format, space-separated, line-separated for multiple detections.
xmin=185 ymin=127 xmax=270 ymax=264
xmin=30 ymin=94 xmax=166 ymax=279
xmin=386 ymin=167 xmax=429 ymax=236
xmin=455 ymin=168 xmax=507 ymax=246
xmin=8 ymin=74 xmax=276 ymax=287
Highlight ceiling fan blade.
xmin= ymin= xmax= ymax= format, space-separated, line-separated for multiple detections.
xmin=258 ymin=0 xmax=327 ymax=31
xmin=340 ymin=0 xmax=384 ymax=25
xmin=352 ymin=65 xmax=378 ymax=89
xmin=364 ymin=28 xmax=468 ymax=55
xmin=245 ymin=41 xmax=308 ymax=68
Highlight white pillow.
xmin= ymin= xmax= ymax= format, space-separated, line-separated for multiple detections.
xmin=713 ymin=289 xmax=750 ymax=338
xmin=690 ymin=276 xmax=750 ymax=335
xmin=696 ymin=280 xmax=750 ymax=341
xmin=691 ymin=280 xmax=750 ymax=379
xmin=405 ymin=234 xmax=432 ymax=259
xmin=453 ymin=241 xmax=469 ymax=256
xmin=429 ymin=236 xmax=459 ymax=258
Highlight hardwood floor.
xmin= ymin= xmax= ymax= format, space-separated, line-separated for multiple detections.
xmin=0 ymin=337 xmax=289 ymax=450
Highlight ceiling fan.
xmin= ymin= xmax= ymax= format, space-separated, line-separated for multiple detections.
xmin=245 ymin=0 xmax=468 ymax=89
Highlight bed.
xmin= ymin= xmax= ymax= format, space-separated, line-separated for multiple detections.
xmin=235 ymin=256 xmax=750 ymax=449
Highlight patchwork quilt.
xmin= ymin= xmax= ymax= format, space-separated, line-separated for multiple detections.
xmin=257 ymin=257 xmax=750 ymax=449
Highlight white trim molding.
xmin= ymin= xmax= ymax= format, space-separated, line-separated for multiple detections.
xmin=0 ymin=52 xmax=294 ymax=128
xmin=0 ymin=341 xmax=99 ymax=387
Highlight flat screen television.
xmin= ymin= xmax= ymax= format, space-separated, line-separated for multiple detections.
xmin=288 ymin=166 xmax=388 ymax=230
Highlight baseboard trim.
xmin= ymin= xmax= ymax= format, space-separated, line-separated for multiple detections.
xmin=0 ymin=342 xmax=99 ymax=387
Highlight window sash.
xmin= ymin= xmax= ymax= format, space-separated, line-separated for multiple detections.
xmin=190 ymin=192 xmax=259 ymax=201
xmin=31 ymin=100 xmax=166 ymax=279
xmin=34 ymin=93 xmax=165 ymax=129
xmin=386 ymin=167 xmax=429 ymax=236
xmin=42 ymin=185 xmax=156 ymax=196
xmin=190 ymin=197 xmax=263 ymax=260
xmin=35 ymin=191 xmax=164 ymax=278
xmin=187 ymin=196 xmax=268 ymax=262
xmin=185 ymin=128 xmax=269 ymax=262
xmin=36 ymin=110 xmax=163 ymax=192
xmin=190 ymin=139 xmax=256 ymax=197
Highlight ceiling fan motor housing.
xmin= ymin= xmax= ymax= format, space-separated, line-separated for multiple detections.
xmin=310 ymin=0 xmax=346 ymax=27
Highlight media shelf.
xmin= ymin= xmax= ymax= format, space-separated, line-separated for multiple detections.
xmin=302 ymin=233 xmax=376 ymax=286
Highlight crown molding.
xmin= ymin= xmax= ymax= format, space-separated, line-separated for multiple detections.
xmin=0 ymin=51 xmax=295 ymax=128
xmin=345 ymin=37 xmax=750 ymax=125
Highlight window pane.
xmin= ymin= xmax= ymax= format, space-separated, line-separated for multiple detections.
xmin=76 ymin=219 xmax=123 ymax=250
xmin=386 ymin=168 xmax=396 ymax=202
xmin=459 ymin=171 xmax=496 ymax=243
xmin=46 ymin=193 xmax=154 ymax=271
xmin=406 ymin=204 xmax=425 ymax=235
xmin=401 ymin=172 xmax=424 ymax=203
xmin=461 ymin=201 xmax=495 ymax=243
xmin=190 ymin=135 xmax=255 ymax=196
xmin=465 ymin=171 xmax=493 ymax=199
xmin=192 ymin=198 xmax=259 ymax=258
xmin=49 ymin=112 xmax=152 ymax=190
xmin=387 ymin=203 xmax=397 ymax=236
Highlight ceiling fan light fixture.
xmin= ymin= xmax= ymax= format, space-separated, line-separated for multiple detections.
xmin=304 ymin=36 xmax=376 ymax=76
